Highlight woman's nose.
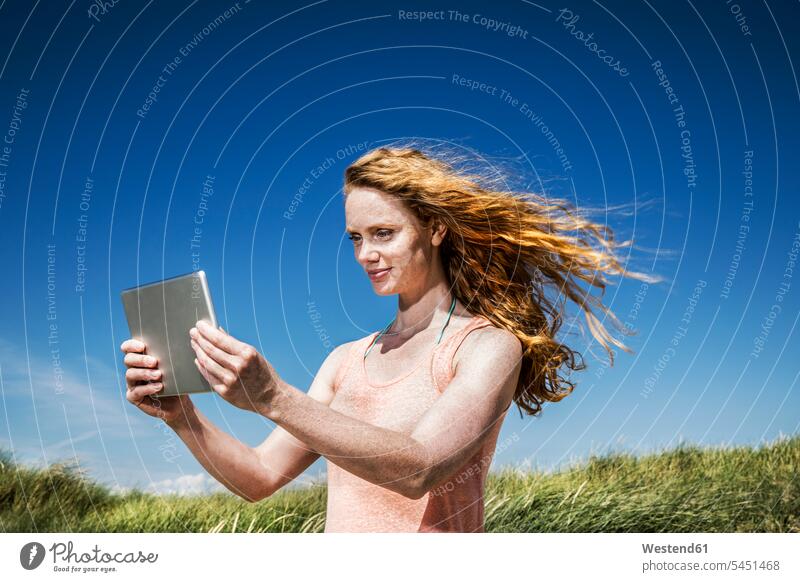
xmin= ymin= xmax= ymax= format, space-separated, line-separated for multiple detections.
xmin=357 ymin=242 xmax=378 ymax=263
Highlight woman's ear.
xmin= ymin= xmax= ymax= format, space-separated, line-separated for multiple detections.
xmin=431 ymin=220 xmax=447 ymax=246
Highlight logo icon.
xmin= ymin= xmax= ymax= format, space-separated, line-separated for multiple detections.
xmin=20 ymin=542 xmax=46 ymax=570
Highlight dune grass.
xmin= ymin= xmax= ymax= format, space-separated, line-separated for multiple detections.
xmin=1 ymin=434 xmax=797 ymax=533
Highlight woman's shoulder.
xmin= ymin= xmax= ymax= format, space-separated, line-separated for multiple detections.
xmin=445 ymin=310 xmax=490 ymax=332
xmin=451 ymin=316 xmax=522 ymax=380
xmin=452 ymin=316 xmax=522 ymax=366
xmin=328 ymin=334 xmax=377 ymax=367
xmin=331 ymin=337 xmax=367 ymax=361
xmin=325 ymin=338 xmax=369 ymax=393
xmin=452 ymin=311 xmax=505 ymax=335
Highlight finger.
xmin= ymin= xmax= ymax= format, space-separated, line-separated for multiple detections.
xmin=120 ymin=339 xmax=146 ymax=353
xmin=191 ymin=338 xmax=233 ymax=384
xmin=126 ymin=367 xmax=162 ymax=384
xmin=194 ymin=320 xmax=244 ymax=355
xmin=124 ymin=353 xmax=158 ymax=368
xmin=194 ymin=357 xmax=229 ymax=389
xmin=132 ymin=395 xmax=165 ymax=416
xmin=127 ymin=382 xmax=163 ymax=402
xmin=194 ymin=357 xmax=210 ymax=384
xmin=194 ymin=357 xmax=222 ymax=386
xmin=190 ymin=329 xmax=240 ymax=372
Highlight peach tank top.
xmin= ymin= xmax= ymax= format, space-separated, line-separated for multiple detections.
xmin=324 ymin=315 xmax=509 ymax=533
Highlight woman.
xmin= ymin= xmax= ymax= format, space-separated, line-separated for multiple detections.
xmin=121 ymin=145 xmax=652 ymax=532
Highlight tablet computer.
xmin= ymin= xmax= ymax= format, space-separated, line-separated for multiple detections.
xmin=120 ymin=270 xmax=218 ymax=398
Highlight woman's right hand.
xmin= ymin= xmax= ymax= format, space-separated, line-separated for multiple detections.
xmin=121 ymin=338 xmax=193 ymax=426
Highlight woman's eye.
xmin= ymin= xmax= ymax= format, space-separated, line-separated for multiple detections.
xmin=347 ymin=231 xmax=390 ymax=243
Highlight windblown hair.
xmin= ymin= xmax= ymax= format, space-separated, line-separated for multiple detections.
xmin=343 ymin=144 xmax=657 ymax=417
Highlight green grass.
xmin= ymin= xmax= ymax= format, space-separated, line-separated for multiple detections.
xmin=1 ymin=434 xmax=797 ymax=532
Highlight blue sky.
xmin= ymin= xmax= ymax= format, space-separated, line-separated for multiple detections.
xmin=0 ymin=0 xmax=798 ymax=495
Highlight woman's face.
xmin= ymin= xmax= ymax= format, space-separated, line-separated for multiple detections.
xmin=344 ymin=187 xmax=444 ymax=296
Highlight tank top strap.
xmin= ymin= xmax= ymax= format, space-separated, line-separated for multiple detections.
xmin=431 ymin=316 xmax=493 ymax=393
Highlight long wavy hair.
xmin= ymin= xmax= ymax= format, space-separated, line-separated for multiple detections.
xmin=343 ymin=144 xmax=658 ymax=417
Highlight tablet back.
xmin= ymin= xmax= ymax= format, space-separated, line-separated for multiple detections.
xmin=121 ymin=270 xmax=217 ymax=398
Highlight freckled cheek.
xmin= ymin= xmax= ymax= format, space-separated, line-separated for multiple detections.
xmin=392 ymin=247 xmax=429 ymax=280
xmin=386 ymin=240 xmax=417 ymax=270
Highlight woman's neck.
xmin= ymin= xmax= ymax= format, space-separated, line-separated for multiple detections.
xmin=392 ymin=281 xmax=458 ymax=340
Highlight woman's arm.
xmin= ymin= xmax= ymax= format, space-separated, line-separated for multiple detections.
xmin=168 ymin=405 xmax=269 ymax=501
xmin=168 ymin=340 xmax=345 ymax=502
xmin=192 ymin=321 xmax=521 ymax=499
xmin=248 ymin=343 xmax=347 ymax=496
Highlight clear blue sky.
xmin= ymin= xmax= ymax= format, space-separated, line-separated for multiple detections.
xmin=0 ymin=0 xmax=798 ymax=495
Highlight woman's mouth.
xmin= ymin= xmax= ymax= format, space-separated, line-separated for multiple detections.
xmin=368 ymin=267 xmax=391 ymax=281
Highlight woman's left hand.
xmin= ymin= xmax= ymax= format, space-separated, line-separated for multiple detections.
xmin=189 ymin=320 xmax=281 ymax=415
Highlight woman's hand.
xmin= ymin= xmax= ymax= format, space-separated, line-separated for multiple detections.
xmin=120 ymin=338 xmax=195 ymax=426
xmin=189 ymin=320 xmax=282 ymax=415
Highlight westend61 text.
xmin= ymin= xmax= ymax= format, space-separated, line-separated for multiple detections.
xmin=643 ymin=543 xmax=708 ymax=554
